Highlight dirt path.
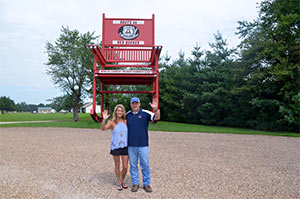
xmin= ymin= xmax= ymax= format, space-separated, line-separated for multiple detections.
xmin=0 ymin=127 xmax=299 ymax=198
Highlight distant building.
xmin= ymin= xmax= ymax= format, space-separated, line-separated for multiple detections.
xmin=80 ymin=102 xmax=101 ymax=113
xmin=37 ymin=107 xmax=55 ymax=114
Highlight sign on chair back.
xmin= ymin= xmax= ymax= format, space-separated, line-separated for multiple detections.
xmin=89 ymin=13 xmax=162 ymax=122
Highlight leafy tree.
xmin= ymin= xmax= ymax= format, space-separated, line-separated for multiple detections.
xmin=37 ymin=103 xmax=45 ymax=107
xmin=15 ymin=102 xmax=38 ymax=112
xmin=45 ymin=26 xmax=97 ymax=121
xmin=237 ymin=0 xmax=300 ymax=131
xmin=156 ymin=0 xmax=299 ymax=132
xmin=159 ymin=52 xmax=187 ymax=122
xmin=0 ymin=96 xmax=15 ymax=114
xmin=15 ymin=102 xmax=27 ymax=112
xmin=159 ymin=49 xmax=201 ymax=123
xmin=48 ymin=95 xmax=74 ymax=112
xmin=195 ymin=32 xmax=238 ymax=126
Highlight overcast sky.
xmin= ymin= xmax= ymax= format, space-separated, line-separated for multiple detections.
xmin=0 ymin=0 xmax=261 ymax=105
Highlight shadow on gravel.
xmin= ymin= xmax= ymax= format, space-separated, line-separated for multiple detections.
xmin=90 ymin=172 xmax=132 ymax=187
xmin=90 ymin=172 xmax=116 ymax=185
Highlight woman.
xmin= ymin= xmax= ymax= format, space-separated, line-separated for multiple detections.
xmin=101 ymin=104 xmax=129 ymax=191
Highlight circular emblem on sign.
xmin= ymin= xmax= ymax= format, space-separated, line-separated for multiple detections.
xmin=118 ymin=25 xmax=139 ymax=40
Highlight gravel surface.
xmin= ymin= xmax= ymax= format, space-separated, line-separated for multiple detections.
xmin=0 ymin=127 xmax=299 ymax=199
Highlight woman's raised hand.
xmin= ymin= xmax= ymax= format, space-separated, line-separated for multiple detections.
xmin=102 ymin=110 xmax=110 ymax=120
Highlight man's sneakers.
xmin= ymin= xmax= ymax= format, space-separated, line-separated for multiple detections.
xmin=131 ymin=184 xmax=152 ymax=192
xmin=131 ymin=184 xmax=139 ymax=192
xmin=143 ymin=185 xmax=152 ymax=193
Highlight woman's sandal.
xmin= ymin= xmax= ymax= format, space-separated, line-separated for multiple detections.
xmin=117 ymin=184 xmax=123 ymax=191
xmin=121 ymin=183 xmax=128 ymax=189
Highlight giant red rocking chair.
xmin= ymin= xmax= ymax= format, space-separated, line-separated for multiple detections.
xmin=89 ymin=13 xmax=162 ymax=122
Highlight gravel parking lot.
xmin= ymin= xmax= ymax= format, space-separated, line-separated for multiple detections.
xmin=0 ymin=127 xmax=299 ymax=199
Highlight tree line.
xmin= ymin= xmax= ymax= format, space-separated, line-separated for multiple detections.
xmin=44 ymin=0 xmax=299 ymax=132
xmin=158 ymin=0 xmax=299 ymax=132
xmin=0 ymin=96 xmax=52 ymax=113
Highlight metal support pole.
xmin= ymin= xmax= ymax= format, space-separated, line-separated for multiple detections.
xmin=101 ymin=83 xmax=104 ymax=117
xmin=92 ymin=56 xmax=97 ymax=112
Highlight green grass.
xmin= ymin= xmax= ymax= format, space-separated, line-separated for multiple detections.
xmin=0 ymin=113 xmax=299 ymax=137
xmin=149 ymin=122 xmax=299 ymax=137
xmin=0 ymin=120 xmax=100 ymax=128
xmin=0 ymin=112 xmax=85 ymax=121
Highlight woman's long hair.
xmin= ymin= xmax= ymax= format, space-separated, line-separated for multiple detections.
xmin=112 ymin=104 xmax=126 ymax=124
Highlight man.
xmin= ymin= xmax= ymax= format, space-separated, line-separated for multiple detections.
xmin=126 ymin=97 xmax=160 ymax=193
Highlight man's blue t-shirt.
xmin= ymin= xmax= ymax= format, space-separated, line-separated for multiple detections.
xmin=126 ymin=109 xmax=155 ymax=147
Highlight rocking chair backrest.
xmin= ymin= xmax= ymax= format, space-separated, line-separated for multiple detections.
xmin=101 ymin=13 xmax=155 ymax=63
